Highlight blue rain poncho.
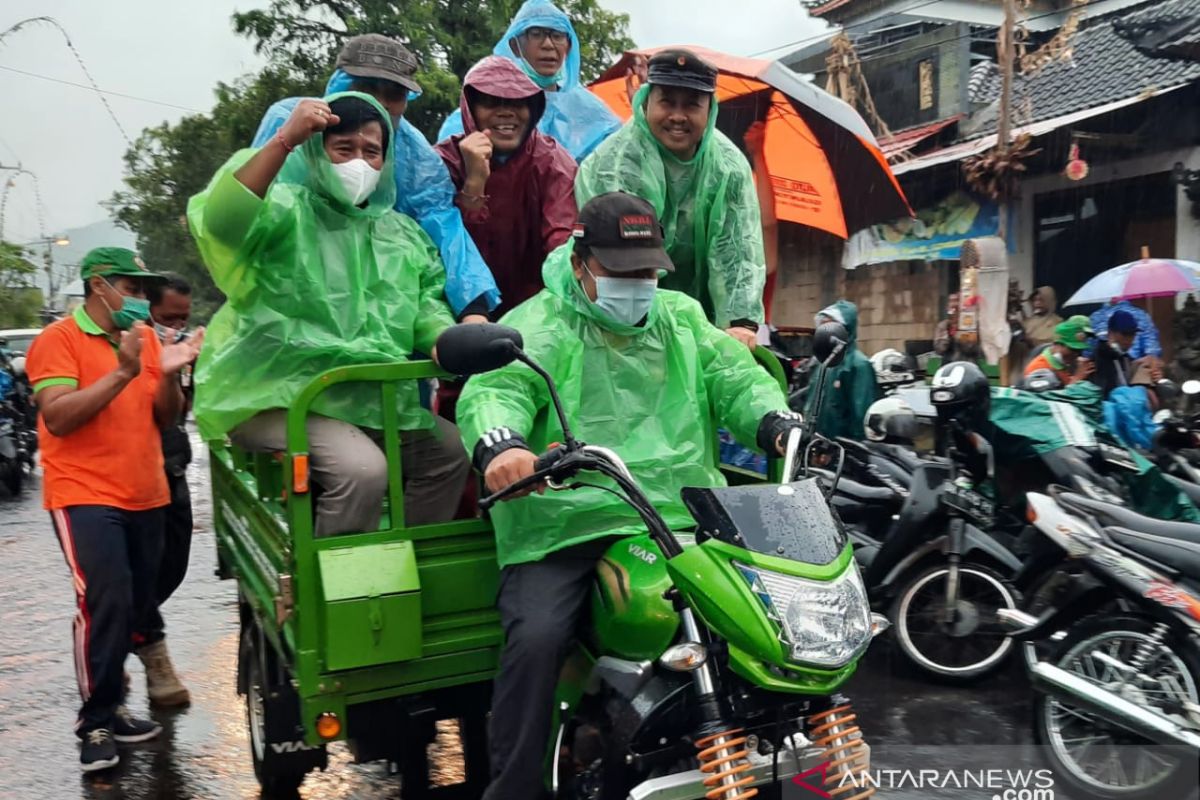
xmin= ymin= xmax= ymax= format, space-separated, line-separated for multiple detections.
xmin=436 ymin=0 xmax=621 ymax=162
xmin=1103 ymin=386 xmax=1158 ymax=451
xmin=252 ymin=70 xmax=500 ymax=315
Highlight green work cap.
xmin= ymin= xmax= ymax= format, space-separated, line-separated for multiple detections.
xmin=1055 ymin=315 xmax=1094 ymax=350
xmin=79 ymin=247 xmax=165 ymax=282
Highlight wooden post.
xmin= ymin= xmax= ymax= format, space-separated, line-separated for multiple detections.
xmin=997 ymin=0 xmax=1017 ymax=241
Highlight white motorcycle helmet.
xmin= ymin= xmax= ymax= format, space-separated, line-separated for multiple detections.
xmin=864 ymin=396 xmax=919 ymax=443
xmin=9 ymin=356 xmax=25 ymax=377
xmin=870 ymin=348 xmax=915 ymax=387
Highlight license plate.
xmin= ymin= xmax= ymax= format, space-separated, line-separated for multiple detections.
xmin=943 ymin=485 xmax=994 ymax=523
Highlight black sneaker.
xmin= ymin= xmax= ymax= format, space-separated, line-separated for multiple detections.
xmin=112 ymin=706 xmax=162 ymax=743
xmin=80 ymin=728 xmax=119 ymax=772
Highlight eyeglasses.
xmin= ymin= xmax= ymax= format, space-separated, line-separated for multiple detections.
xmin=522 ymin=27 xmax=569 ymax=45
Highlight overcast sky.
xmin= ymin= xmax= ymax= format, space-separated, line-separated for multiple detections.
xmin=0 ymin=0 xmax=826 ymax=245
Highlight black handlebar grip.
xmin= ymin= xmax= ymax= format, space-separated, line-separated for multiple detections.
xmin=535 ymin=445 xmax=567 ymax=473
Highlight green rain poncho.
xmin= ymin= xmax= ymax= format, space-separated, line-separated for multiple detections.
xmin=805 ymin=301 xmax=880 ymax=440
xmin=457 ymin=245 xmax=788 ymax=567
xmin=188 ymin=92 xmax=456 ymax=442
xmin=575 ymin=84 xmax=765 ymax=328
xmin=989 ymin=382 xmax=1198 ymax=521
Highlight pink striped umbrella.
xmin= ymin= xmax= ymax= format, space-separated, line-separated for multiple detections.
xmin=1064 ymin=252 xmax=1200 ymax=306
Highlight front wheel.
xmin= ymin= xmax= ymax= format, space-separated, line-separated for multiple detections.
xmin=891 ymin=561 xmax=1018 ymax=684
xmin=1033 ymin=615 xmax=1200 ymax=800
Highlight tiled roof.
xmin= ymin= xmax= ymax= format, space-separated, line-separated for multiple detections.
xmin=967 ymin=0 xmax=1200 ymax=137
xmin=878 ymin=115 xmax=963 ymax=160
xmin=1113 ymin=0 xmax=1200 ymax=61
xmin=806 ymin=0 xmax=856 ymax=18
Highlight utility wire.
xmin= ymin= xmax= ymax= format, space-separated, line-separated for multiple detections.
xmin=0 ymin=62 xmax=202 ymax=113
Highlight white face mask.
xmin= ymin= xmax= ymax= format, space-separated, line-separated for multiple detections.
xmin=330 ymin=158 xmax=381 ymax=205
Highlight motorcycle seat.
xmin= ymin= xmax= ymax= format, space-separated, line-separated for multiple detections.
xmin=1105 ymin=527 xmax=1200 ymax=582
xmin=1056 ymin=492 xmax=1200 ymax=545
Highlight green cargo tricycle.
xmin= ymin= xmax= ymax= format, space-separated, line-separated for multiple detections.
xmin=212 ymin=360 xmax=499 ymax=796
xmin=212 ymin=326 xmax=885 ymax=799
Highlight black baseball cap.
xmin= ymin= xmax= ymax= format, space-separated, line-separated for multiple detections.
xmin=647 ymin=48 xmax=718 ymax=94
xmin=336 ymin=34 xmax=422 ymax=94
xmin=572 ymin=193 xmax=675 ymax=274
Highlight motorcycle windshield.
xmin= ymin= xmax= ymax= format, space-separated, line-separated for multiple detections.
xmin=681 ymin=478 xmax=847 ymax=566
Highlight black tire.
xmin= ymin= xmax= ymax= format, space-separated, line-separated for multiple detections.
xmin=890 ymin=560 xmax=1018 ymax=684
xmin=1032 ymin=614 xmax=1200 ymax=800
xmin=2 ymin=464 xmax=21 ymax=495
xmin=238 ymin=623 xmax=325 ymax=797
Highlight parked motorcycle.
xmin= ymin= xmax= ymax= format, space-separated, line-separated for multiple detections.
xmin=436 ymin=321 xmax=888 ymax=800
xmin=802 ymin=364 xmax=1020 ymax=685
xmin=1000 ymin=489 xmax=1200 ymax=800
xmin=0 ymin=353 xmax=33 ymax=494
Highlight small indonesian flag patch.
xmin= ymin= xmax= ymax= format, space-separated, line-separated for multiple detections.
xmin=619 ymin=214 xmax=655 ymax=240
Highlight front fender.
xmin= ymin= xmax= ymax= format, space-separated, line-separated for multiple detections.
xmin=962 ymin=524 xmax=1023 ymax=574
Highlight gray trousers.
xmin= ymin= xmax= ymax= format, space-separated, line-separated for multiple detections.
xmin=230 ymin=410 xmax=470 ymax=537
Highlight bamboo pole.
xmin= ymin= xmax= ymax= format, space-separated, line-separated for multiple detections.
xmin=997 ymin=0 xmax=1017 ymax=241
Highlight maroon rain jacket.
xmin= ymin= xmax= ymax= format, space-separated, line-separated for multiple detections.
xmin=435 ymin=56 xmax=578 ymax=317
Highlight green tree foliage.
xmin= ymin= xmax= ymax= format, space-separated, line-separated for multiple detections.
xmin=0 ymin=242 xmax=43 ymax=328
xmin=112 ymin=1 xmax=633 ymax=321
xmin=233 ymin=0 xmax=633 ymax=139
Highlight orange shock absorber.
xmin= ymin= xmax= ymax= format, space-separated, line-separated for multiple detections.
xmin=807 ymin=703 xmax=875 ymax=800
xmin=694 ymin=727 xmax=759 ymax=800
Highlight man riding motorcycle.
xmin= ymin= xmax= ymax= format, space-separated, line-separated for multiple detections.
xmin=456 ymin=192 xmax=803 ymax=800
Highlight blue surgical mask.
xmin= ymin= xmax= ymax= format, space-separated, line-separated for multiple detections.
xmin=585 ymin=264 xmax=657 ymax=326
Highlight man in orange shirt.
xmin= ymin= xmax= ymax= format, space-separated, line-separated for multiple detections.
xmin=25 ymin=248 xmax=204 ymax=772
xmin=1024 ymin=314 xmax=1094 ymax=386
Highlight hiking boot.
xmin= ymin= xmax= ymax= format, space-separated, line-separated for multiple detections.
xmin=112 ymin=706 xmax=162 ymax=743
xmin=135 ymin=639 xmax=191 ymax=707
xmin=80 ymin=728 xmax=119 ymax=772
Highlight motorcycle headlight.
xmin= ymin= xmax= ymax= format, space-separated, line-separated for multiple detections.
xmin=736 ymin=562 xmax=873 ymax=669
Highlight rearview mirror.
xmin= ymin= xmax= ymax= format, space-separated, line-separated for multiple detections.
xmin=436 ymin=323 xmax=525 ymax=376
xmin=1183 ymin=379 xmax=1200 ymax=396
xmin=813 ymin=322 xmax=850 ymax=367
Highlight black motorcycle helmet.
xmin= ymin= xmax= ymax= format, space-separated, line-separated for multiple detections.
xmin=930 ymin=361 xmax=991 ymax=430
xmin=1020 ymin=368 xmax=1062 ymax=393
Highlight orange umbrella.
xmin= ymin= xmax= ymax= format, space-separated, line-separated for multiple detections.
xmin=591 ymin=45 xmax=911 ymax=239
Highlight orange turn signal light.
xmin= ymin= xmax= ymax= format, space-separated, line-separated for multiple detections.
xmin=315 ymin=711 xmax=341 ymax=740
xmin=293 ymin=454 xmax=310 ymax=494
xmin=1026 ymin=504 xmax=1038 ymax=524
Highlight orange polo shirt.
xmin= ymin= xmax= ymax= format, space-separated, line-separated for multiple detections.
xmin=1024 ymin=349 xmax=1075 ymax=386
xmin=26 ymin=306 xmax=169 ymax=511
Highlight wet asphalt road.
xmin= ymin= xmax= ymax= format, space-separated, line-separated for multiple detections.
xmin=0 ymin=429 xmax=1071 ymax=800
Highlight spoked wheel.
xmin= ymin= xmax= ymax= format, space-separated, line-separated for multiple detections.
xmin=1033 ymin=615 xmax=1200 ymax=800
xmin=238 ymin=623 xmax=326 ymax=797
xmin=891 ymin=561 xmax=1018 ymax=683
